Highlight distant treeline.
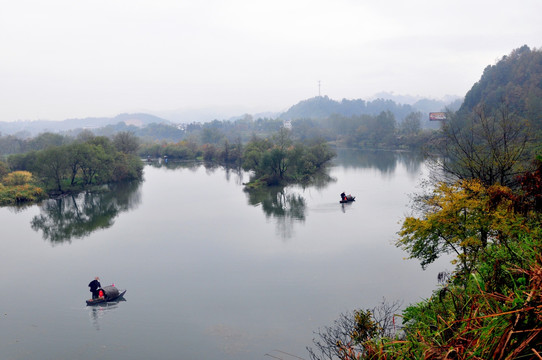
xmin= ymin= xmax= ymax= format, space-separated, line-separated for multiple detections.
xmin=0 ymin=109 xmax=432 ymax=159
xmin=0 ymin=118 xmax=284 ymax=153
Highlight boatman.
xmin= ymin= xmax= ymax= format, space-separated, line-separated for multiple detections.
xmin=88 ymin=277 xmax=101 ymax=299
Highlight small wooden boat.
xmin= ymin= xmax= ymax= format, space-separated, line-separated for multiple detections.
xmin=86 ymin=285 xmax=126 ymax=305
xmin=340 ymin=195 xmax=355 ymax=203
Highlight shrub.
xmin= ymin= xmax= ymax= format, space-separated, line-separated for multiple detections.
xmin=2 ymin=170 xmax=33 ymax=186
xmin=0 ymin=184 xmax=45 ymax=205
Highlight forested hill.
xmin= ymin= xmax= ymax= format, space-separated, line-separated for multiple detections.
xmin=0 ymin=113 xmax=170 ymax=137
xmin=279 ymin=95 xmax=457 ymax=122
xmin=459 ymin=45 xmax=542 ymax=128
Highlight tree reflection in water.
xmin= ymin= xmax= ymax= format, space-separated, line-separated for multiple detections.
xmin=146 ymin=158 xmax=201 ymax=172
xmin=333 ymin=148 xmax=424 ymax=176
xmin=31 ymin=181 xmax=142 ymax=244
xmin=148 ymin=159 xmax=247 ymax=185
xmin=244 ymin=170 xmax=335 ymax=239
xmin=245 ymin=186 xmax=306 ymax=239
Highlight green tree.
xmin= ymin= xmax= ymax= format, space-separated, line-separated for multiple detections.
xmin=65 ymin=143 xmax=84 ymax=186
xmin=372 ymin=111 xmax=396 ymax=145
xmin=242 ymin=135 xmax=272 ymax=171
xmin=261 ymin=147 xmax=289 ymax=184
xmin=113 ymin=131 xmax=140 ymax=154
xmin=202 ymin=144 xmax=218 ymax=162
xmin=36 ymin=146 xmax=69 ymax=191
xmin=111 ymin=152 xmax=143 ymax=182
xmin=272 ymin=127 xmax=293 ymax=150
xmin=243 ymin=130 xmax=335 ymax=186
xmin=400 ymin=111 xmax=422 ymax=135
xmin=27 ymin=132 xmax=69 ymax=151
xmin=200 ymin=127 xmax=225 ymax=145
xmin=75 ymin=129 xmax=96 ymax=143
xmin=0 ymin=135 xmax=24 ymax=155
xmin=7 ymin=151 xmax=38 ymax=172
xmin=0 ymin=160 xmax=9 ymax=180
xmin=304 ymin=139 xmax=336 ymax=169
xmin=78 ymin=143 xmax=113 ymax=185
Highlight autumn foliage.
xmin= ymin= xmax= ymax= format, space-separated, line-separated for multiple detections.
xmin=312 ymin=159 xmax=542 ymax=359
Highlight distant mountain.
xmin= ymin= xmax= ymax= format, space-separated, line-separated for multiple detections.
xmin=0 ymin=92 xmax=465 ymax=138
xmin=0 ymin=113 xmax=170 ymax=137
xmin=227 ymin=111 xmax=282 ymax=122
xmin=279 ymin=95 xmax=459 ymax=123
xmin=370 ymin=91 xmax=423 ymax=105
xmin=459 ymin=45 xmax=542 ymax=128
xmin=413 ymin=97 xmax=462 ymax=113
xmin=371 ymin=91 xmax=461 ymax=107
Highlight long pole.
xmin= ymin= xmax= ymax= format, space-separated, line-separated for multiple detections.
xmin=318 ymin=80 xmax=321 ymax=97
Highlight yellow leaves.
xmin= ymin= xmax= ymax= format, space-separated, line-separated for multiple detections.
xmin=2 ymin=170 xmax=34 ymax=186
xmin=0 ymin=183 xmax=45 ymax=205
xmin=460 ymin=235 xmax=483 ymax=248
xmin=397 ymin=178 xmax=529 ymax=269
xmin=351 ymin=309 xmax=378 ymax=344
xmin=0 ymin=170 xmax=44 ymax=205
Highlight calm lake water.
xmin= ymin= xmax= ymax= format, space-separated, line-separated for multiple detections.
xmin=0 ymin=149 xmax=450 ymax=360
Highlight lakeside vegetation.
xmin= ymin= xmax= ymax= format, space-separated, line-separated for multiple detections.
xmin=308 ymin=46 xmax=542 ymax=359
xmin=0 ymin=133 xmax=143 ymax=205
xmin=308 ymin=157 xmax=542 ymax=359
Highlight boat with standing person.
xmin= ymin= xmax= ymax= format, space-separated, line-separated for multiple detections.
xmin=340 ymin=192 xmax=355 ymax=203
xmin=86 ymin=285 xmax=127 ymax=305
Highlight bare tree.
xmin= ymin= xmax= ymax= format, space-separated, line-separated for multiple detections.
xmin=430 ymin=104 xmax=530 ymax=187
xmin=307 ymin=299 xmax=403 ymax=360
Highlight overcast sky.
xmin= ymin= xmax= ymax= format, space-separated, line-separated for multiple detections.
xmin=1 ymin=0 xmax=541 ymax=121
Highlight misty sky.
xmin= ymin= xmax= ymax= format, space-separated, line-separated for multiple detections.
xmin=1 ymin=0 xmax=541 ymax=121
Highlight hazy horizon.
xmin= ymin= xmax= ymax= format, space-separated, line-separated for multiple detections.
xmin=2 ymin=0 xmax=541 ymax=122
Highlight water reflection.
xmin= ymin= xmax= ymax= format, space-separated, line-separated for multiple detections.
xmin=0 ymin=149 xmax=439 ymax=360
xmin=340 ymin=201 xmax=355 ymax=213
xmin=333 ymin=148 xmax=424 ymax=176
xmin=224 ymin=166 xmax=246 ymax=186
xmin=2 ymin=202 xmax=38 ymax=214
xmin=148 ymin=159 xmax=248 ymax=186
xmin=88 ymin=298 xmax=126 ymax=331
xmin=299 ymin=171 xmax=336 ymax=191
xmin=245 ymin=186 xmax=306 ymax=239
xmin=146 ymin=158 xmax=201 ymax=171
xmin=31 ymin=181 xmax=142 ymax=244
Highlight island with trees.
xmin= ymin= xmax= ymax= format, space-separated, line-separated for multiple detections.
xmin=0 ymin=132 xmax=143 ymax=205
